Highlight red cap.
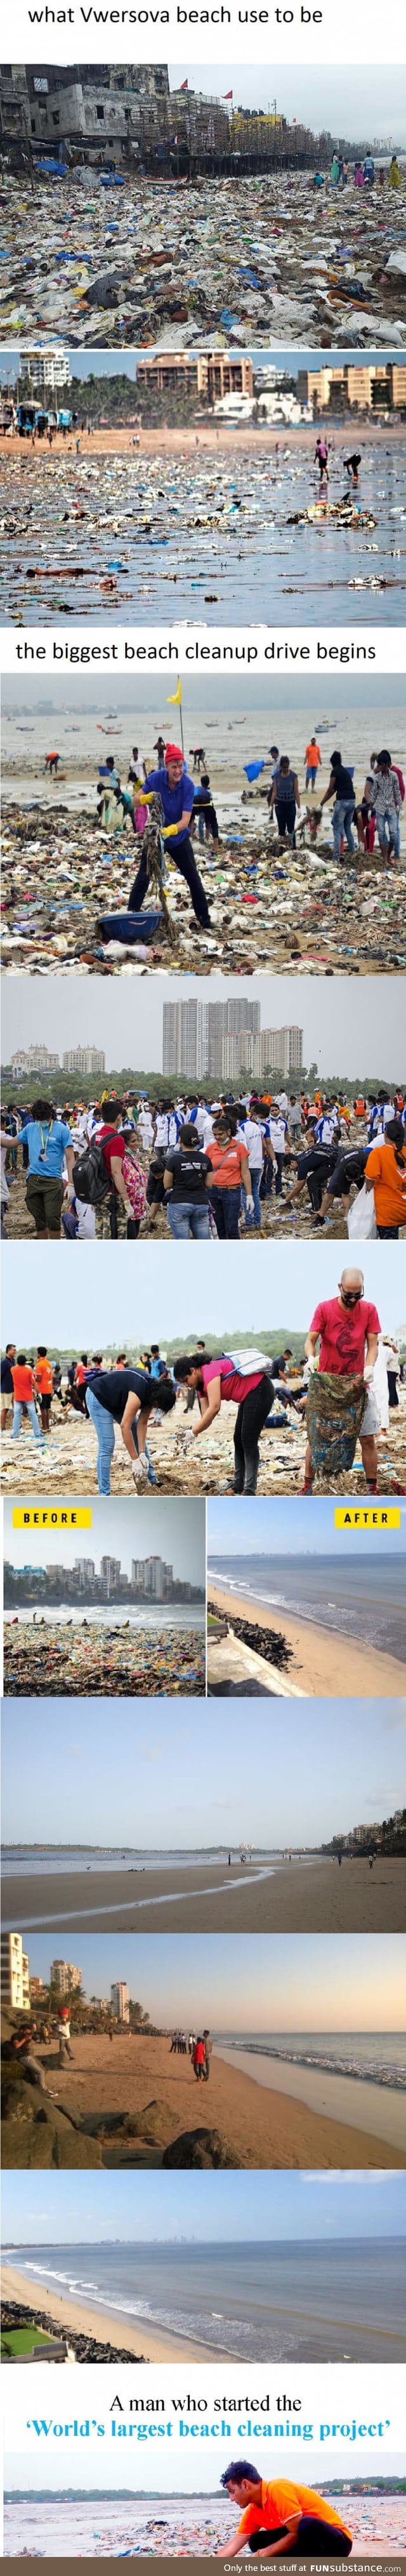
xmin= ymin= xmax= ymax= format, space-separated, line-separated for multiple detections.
xmin=164 ymin=744 xmax=183 ymax=765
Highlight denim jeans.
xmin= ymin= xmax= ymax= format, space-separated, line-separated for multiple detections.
xmin=242 ymin=1169 xmax=263 ymax=1227
xmin=12 ymin=1400 xmax=44 ymax=1443
xmin=377 ymin=812 xmax=400 ymax=857
xmin=209 ymin=1187 xmax=241 ymax=1239
xmin=86 ymin=1386 xmax=115 ymax=1494
xmin=167 ymin=1199 xmax=211 ymax=1240
xmin=332 ymin=798 xmax=355 ymax=857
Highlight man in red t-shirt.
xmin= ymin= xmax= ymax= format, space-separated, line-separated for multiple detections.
xmin=173 ymin=1350 xmax=273 ymax=1494
xmin=94 ymin=1101 xmax=133 ymax=1240
xmin=303 ymin=1266 xmax=380 ymax=1490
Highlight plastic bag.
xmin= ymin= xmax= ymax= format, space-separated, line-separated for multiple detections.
xmin=347 ymin=1183 xmax=377 ymax=1239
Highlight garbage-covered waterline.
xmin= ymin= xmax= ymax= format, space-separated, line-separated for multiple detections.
xmin=3 ymin=1615 xmax=206 ymax=1696
xmin=1 ymin=431 xmax=406 ymax=624
xmin=1 ymin=168 xmax=406 ymax=345
xmin=2 ymin=793 xmax=405 ymax=978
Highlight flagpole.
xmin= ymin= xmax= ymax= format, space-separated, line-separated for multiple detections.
xmin=179 ymin=697 xmax=185 ymax=756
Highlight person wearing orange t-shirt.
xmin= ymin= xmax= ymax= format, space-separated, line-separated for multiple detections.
xmin=365 ymin=1117 xmax=406 ymax=1239
xmin=305 ymin=736 xmax=322 ymax=791
xmin=217 ymin=2464 xmax=352 ymax=2559
xmin=11 ymin=1355 xmax=45 ymax=1447
xmin=34 ymin=1346 xmax=54 ymax=1432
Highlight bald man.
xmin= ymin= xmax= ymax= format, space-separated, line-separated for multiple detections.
xmin=303 ymin=1268 xmax=380 ymax=1490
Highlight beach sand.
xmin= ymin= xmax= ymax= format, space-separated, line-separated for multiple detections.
xmin=207 ymin=1584 xmax=405 ymax=1697
xmin=3 ymin=2033 xmax=405 ymax=2171
xmin=3 ymin=1855 xmax=406 ymax=1936
xmin=3 ymin=1401 xmax=406 ymax=1502
xmin=0 ymin=2262 xmax=218 ymax=2361
xmin=4 ymin=421 xmax=404 ymax=464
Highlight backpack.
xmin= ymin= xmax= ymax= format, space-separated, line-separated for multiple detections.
xmin=72 ymin=1129 xmax=119 ymax=1207
xmin=222 ymin=1348 xmax=274 ymax=1381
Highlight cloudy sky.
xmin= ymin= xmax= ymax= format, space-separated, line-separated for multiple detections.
xmin=3 ymin=969 xmax=404 ymax=1081
xmin=4 ymin=1495 xmax=205 ymax=1585
xmin=3 ymin=1693 xmax=405 ymax=1849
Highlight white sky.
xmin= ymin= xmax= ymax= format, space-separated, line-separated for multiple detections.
xmin=4 ymin=1497 xmax=205 ymax=1584
xmin=3 ymin=1237 xmax=405 ymax=1348
xmin=2 ymin=971 xmax=404 ymax=1081
xmin=167 ymin=65 xmax=406 ymax=138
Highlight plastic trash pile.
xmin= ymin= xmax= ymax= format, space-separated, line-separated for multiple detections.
xmin=3 ymin=1619 xmax=206 ymax=1695
xmin=2 ymin=435 xmax=406 ymax=625
xmin=1 ymin=167 xmax=406 ymax=344
xmin=2 ymin=797 xmax=405 ymax=976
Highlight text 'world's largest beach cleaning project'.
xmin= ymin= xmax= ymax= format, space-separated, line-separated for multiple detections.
xmin=0 ymin=9 xmax=406 ymax=2575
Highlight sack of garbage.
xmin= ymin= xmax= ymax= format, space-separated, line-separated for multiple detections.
xmin=347 ymin=1183 xmax=377 ymax=1240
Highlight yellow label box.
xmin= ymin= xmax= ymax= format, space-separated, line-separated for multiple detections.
xmin=13 ymin=1507 xmax=92 ymax=1529
xmin=335 ymin=1506 xmax=400 ymax=1530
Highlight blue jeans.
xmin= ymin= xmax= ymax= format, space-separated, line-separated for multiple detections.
xmin=332 ymin=798 xmax=355 ymax=857
xmin=167 ymin=1199 xmax=211 ymax=1240
xmin=209 ymin=1187 xmax=241 ymax=1239
xmin=12 ymin=1400 xmax=44 ymax=1443
xmin=306 ymin=765 xmax=318 ymax=787
xmin=86 ymin=1386 xmax=115 ymax=1494
xmin=377 ymin=812 xmax=400 ymax=857
xmin=242 ymin=1169 xmax=263 ymax=1228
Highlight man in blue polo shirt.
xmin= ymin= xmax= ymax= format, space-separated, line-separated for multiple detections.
xmin=23 ymin=1098 xmax=75 ymax=1240
xmin=128 ymin=744 xmax=211 ymax=930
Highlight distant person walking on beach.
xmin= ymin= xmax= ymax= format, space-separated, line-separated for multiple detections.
xmin=314 ymin=440 xmax=329 ymax=484
xmin=303 ymin=1268 xmax=381 ymax=1491
xmin=304 ymin=735 xmax=322 ymax=788
xmin=217 ymin=2463 xmax=352 ymax=2557
xmin=193 ymin=2037 xmax=206 ymax=2080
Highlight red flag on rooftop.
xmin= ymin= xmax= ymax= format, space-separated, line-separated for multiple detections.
xmin=223 ymin=88 xmax=233 ymax=97
xmin=180 ymin=77 xmax=188 ymax=89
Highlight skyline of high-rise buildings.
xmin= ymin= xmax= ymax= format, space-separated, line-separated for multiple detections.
xmin=162 ymin=999 xmax=303 ymax=1083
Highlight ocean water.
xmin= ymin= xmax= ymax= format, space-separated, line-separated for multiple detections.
xmin=2 ymin=700 xmax=405 ymax=779
xmin=215 ymin=2032 xmax=406 ymax=2090
xmin=6 ymin=2238 xmax=406 ymax=2361
xmin=4 ymin=1605 xmax=204 ymax=1633
xmin=4 ymin=2494 xmax=406 ymax=2560
xmin=1 ymin=1844 xmax=284 ymax=1878
xmin=1 ymin=445 xmax=406 ymax=626
xmin=208 ymin=1553 xmax=406 ymax=1666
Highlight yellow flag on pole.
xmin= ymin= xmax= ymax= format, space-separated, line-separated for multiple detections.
xmin=167 ymin=680 xmax=183 ymax=706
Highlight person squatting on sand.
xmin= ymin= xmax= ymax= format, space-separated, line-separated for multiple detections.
xmin=173 ymin=1350 xmax=275 ymax=1495
xmin=217 ymin=2464 xmax=352 ymax=2559
xmin=303 ymin=1268 xmax=381 ymax=1490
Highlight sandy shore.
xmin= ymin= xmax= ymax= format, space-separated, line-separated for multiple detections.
xmin=3 ymin=1855 xmax=406 ymax=1935
xmin=1 ymin=2262 xmax=221 ymax=2362
xmin=4 ymin=2034 xmax=404 ymax=2171
xmin=208 ymin=1585 xmax=405 ymax=1698
xmin=4 ymin=420 xmax=402 ymax=463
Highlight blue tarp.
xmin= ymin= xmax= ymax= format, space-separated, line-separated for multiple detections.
xmin=244 ymin=759 xmax=266 ymax=781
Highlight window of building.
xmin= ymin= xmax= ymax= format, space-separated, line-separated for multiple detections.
xmin=51 ymin=111 xmax=60 ymax=126
xmin=96 ymin=104 xmax=105 ymax=121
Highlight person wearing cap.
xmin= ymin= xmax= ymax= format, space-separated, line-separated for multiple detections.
xmin=128 ymin=746 xmax=211 ymax=930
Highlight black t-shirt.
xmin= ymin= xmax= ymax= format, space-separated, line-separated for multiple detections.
xmin=164 ymin=1148 xmax=210 ymax=1204
xmin=1 ymin=1357 xmax=14 ymax=1393
xmin=329 ymin=1147 xmax=369 ymax=1189
xmin=86 ymin=1368 xmax=155 ymax=1421
xmin=296 ymin=1146 xmax=335 ymax=1178
xmin=331 ymin=767 xmax=355 ymax=803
